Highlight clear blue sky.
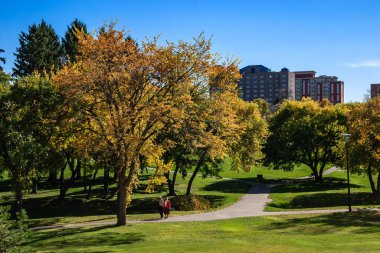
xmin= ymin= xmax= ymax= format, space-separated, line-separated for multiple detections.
xmin=1 ymin=0 xmax=379 ymax=102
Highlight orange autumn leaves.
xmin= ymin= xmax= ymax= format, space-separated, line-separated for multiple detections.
xmin=51 ymin=22 xmax=263 ymax=221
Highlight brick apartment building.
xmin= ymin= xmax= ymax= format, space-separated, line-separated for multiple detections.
xmin=294 ymin=71 xmax=344 ymax=104
xmin=371 ymin=83 xmax=380 ymax=98
xmin=238 ymin=65 xmax=344 ymax=104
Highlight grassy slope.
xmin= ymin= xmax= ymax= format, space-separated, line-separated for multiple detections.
xmin=27 ymin=212 xmax=380 ymax=253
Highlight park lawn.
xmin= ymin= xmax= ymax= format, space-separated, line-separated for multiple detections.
xmin=1 ymin=165 xmax=252 ymax=228
xmin=219 ymin=158 xmax=311 ymax=181
xmin=26 ymin=211 xmax=380 ymax=253
xmin=266 ymin=170 xmax=380 ymax=211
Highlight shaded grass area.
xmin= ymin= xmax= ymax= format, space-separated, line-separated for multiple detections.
xmin=26 ymin=212 xmax=380 ymax=253
xmin=1 ymin=164 xmax=253 ymax=227
xmin=266 ymin=171 xmax=380 ymax=211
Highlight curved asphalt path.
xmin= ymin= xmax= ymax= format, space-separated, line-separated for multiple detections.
xmin=31 ymin=166 xmax=378 ymax=230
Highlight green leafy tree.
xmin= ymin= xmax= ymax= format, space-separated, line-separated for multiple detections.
xmin=0 ymin=73 xmax=60 ymax=212
xmin=62 ymin=19 xmax=88 ymax=62
xmin=263 ymin=98 xmax=346 ymax=182
xmin=0 ymin=206 xmax=31 ymax=253
xmin=13 ymin=20 xmax=64 ymax=76
xmin=346 ymin=97 xmax=380 ymax=196
xmin=0 ymin=48 xmax=5 ymax=71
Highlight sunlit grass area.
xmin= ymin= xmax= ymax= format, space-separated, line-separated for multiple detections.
xmin=266 ymin=171 xmax=380 ymax=211
xmin=26 ymin=212 xmax=380 ymax=253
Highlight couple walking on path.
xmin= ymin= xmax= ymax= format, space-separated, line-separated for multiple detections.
xmin=159 ymin=196 xmax=171 ymax=219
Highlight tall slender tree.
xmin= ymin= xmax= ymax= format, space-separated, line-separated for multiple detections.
xmin=13 ymin=20 xmax=64 ymax=76
xmin=62 ymin=19 xmax=88 ymax=62
xmin=0 ymin=48 xmax=5 ymax=71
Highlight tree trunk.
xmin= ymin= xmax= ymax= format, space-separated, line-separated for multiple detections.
xmin=58 ymin=161 xmax=68 ymax=201
xmin=310 ymin=165 xmax=322 ymax=182
xmin=316 ymin=169 xmax=323 ymax=182
xmin=69 ymin=157 xmax=76 ymax=180
xmin=48 ymin=167 xmax=58 ymax=186
xmin=167 ymin=158 xmax=180 ymax=196
xmin=75 ymin=159 xmax=82 ymax=179
xmin=87 ymin=166 xmax=99 ymax=200
xmin=104 ymin=166 xmax=110 ymax=199
xmin=376 ymin=171 xmax=380 ymax=196
xmin=83 ymin=161 xmax=88 ymax=191
xmin=14 ymin=170 xmax=23 ymax=214
xmin=367 ymin=165 xmax=377 ymax=194
xmin=186 ymin=151 xmax=206 ymax=195
xmin=116 ymin=169 xmax=127 ymax=226
xmin=31 ymin=178 xmax=38 ymax=194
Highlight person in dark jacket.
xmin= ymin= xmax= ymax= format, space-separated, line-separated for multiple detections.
xmin=158 ymin=196 xmax=164 ymax=219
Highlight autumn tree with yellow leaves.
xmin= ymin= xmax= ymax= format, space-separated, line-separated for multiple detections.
xmin=53 ymin=22 xmax=246 ymax=225
xmin=346 ymin=97 xmax=380 ymax=196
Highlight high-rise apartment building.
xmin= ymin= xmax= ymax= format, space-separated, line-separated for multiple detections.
xmin=238 ymin=65 xmax=344 ymax=104
xmin=238 ymin=65 xmax=295 ymax=104
xmin=371 ymin=83 xmax=380 ymax=98
xmin=295 ymin=72 xmax=344 ymax=104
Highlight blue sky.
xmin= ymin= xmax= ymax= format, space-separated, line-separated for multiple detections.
xmin=1 ymin=0 xmax=379 ymax=102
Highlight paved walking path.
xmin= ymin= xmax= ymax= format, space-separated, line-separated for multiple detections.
xmin=31 ymin=166 xmax=378 ymax=231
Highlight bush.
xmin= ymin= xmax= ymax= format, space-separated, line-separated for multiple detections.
xmin=0 ymin=206 xmax=32 ymax=253
xmin=171 ymin=195 xmax=211 ymax=211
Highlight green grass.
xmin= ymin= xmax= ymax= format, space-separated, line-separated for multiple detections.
xmin=26 ymin=211 xmax=380 ymax=253
xmin=219 ymin=159 xmax=311 ymax=181
xmin=1 ymin=164 xmax=253 ymax=227
xmin=266 ymin=170 xmax=380 ymax=211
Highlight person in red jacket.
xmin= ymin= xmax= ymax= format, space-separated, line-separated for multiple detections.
xmin=163 ymin=196 xmax=171 ymax=219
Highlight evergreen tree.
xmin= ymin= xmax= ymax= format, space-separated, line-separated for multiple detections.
xmin=62 ymin=19 xmax=88 ymax=62
xmin=13 ymin=20 xmax=63 ymax=76
xmin=0 ymin=48 xmax=5 ymax=71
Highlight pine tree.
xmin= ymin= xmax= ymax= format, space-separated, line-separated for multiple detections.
xmin=62 ymin=19 xmax=88 ymax=62
xmin=0 ymin=48 xmax=5 ymax=71
xmin=13 ymin=20 xmax=64 ymax=76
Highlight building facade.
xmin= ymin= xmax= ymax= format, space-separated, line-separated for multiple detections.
xmin=238 ymin=65 xmax=344 ymax=104
xmin=371 ymin=83 xmax=380 ymax=98
xmin=238 ymin=65 xmax=295 ymax=104
xmin=295 ymin=72 xmax=344 ymax=104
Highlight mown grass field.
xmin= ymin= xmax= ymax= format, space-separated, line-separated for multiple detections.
xmin=266 ymin=170 xmax=380 ymax=211
xmin=1 ymin=161 xmax=256 ymax=227
xmin=26 ymin=211 xmax=380 ymax=253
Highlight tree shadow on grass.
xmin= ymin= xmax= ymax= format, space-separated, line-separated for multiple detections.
xmin=2 ymin=193 xmax=168 ymax=220
xmin=267 ymin=192 xmax=380 ymax=209
xmin=201 ymin=195 xmax=226 ymax=208
xmin=201 ymin=180 xmax=252 ymax=194
xmin=0 ymin=178 xmax=12 ymax=193
xmin=260 ymin=211 xmax=380 ymax=235
xmin=126 ymin=197 xmax=162 ymax=214
xmin=270 ymin=177 xmax=362 ymax=194
xmin=28 ymin=225 xmax=144 ymax=251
